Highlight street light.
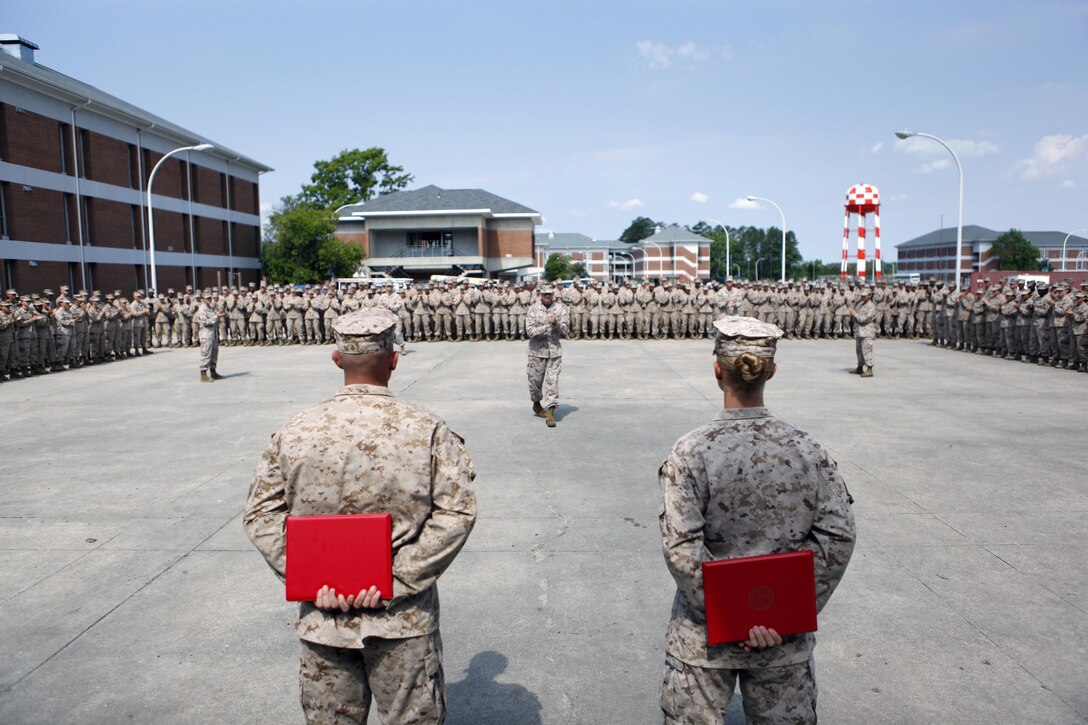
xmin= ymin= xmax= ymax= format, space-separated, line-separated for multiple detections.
xmin=895 ymin=130 xmax=963 ymax=291
xmin=1062 ymin=228 xmax=1086 ymax=271
xmin=746 ymin=196 xmax=786 ymax=282
xmin=703 ymin=218 xmax=731 ymax=280
xmin=643 ymin=240 xmax=666 ymax=280
xmin=614 ymin=251 xmax=635 ymax=280
xmin=755 ymin=257 xmax=765 ymax=280
xmin=147 ymin=143 xmax=214 ymax=292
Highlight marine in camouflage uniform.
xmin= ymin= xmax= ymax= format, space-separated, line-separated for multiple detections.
xmin=243 ymin=308 xmax=476 ymax=725
xmin=850 ymin=287 xmax=877 ymax=377
xmin=526 ymin=285 xmax=570 ymax=427
xmin=193 ymin=294 xmax=223 ymax=381
xmin=659 ymin=315 xmax=855 ymax=725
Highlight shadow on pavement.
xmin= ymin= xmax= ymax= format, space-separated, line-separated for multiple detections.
xmin=554 ymin=404 xmax=578 ymax=422
xmin=446 ymin=651 xmax=542 ymax=725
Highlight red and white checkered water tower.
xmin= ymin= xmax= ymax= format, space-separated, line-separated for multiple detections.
xmin=840 ymin=184 xmax=881 ymax=281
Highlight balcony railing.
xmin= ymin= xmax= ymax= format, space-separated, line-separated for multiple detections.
xmin=388 ymin=245 xmax=472 ymax=258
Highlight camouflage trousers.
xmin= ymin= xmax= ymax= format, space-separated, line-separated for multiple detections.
xmin=855 ymin=336 xmax=874 ymax=368
xmin=198 ymin=330 xmax=219 ymax=372
xmin=299 ymin=632 xmax=445 ymax=725
xmin=660 ymin=654 xmax=817 ymax=725
xmin=527 ymin=354 xmax=562 ymax=409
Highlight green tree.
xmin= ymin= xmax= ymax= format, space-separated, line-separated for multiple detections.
xmin=261 ymin=196 xmax=364 ymax=283
xmin=544 ymin=253 xmax=572 ymax=281
xmin=299 ymin=147 xmax=414 ymax=210
xmin=570 ymin=261 xmax=588 ymax=278
xmin=620 ymin=216 xmax=664 ymax=244
xmin=992 ymin=229 xmax=1042 ymax=271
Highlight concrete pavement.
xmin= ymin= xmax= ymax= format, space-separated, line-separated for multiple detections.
xmin=1 ymin=337 xmax=1086 ymax=724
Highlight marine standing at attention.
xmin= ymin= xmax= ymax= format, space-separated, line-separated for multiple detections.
xmin=243 ymin=308 xmax=477 ymax=724
xmin=658 ymin=316 xmax=856 ymax=724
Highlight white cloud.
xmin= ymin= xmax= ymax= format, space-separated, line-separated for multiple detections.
xmin=729 ymin=198 xmax=760 ymax=210
xmin=949 ymin=140 xmax=1000 ymax=159
xmin=636 ymin=40 xmax=728 ymax=69
xmin=1014 ymin=134 xmax=1088 ymax=181
xmin=608 ymin=198 xmax=644 ymax=211
xmin=690 ymin=192 xmax=709 ymax=204
xmin=870 ymin=142 xmax=884 ymax=155
xmin=894 ymin=136 xmax=998 ymax=174
xmin=636 ymin=41 xmax=672 ymax=69
xmin=675 ymin=42 xmax=710 ymax=63
xmin=918 ymin=159 xmax=952 ymax=174
xmin=894 ymin=136 xmax=999 ymax=160
xmin=1060 ymin=179 xmax=1081 ymax=189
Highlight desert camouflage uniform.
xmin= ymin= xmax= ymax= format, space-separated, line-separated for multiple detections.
xmin=854 ymin=298 xmax=878 ymax=369
xmin=244 ymin=383 xmax=476 ymax=725
xmin=526 ymin=296 xmax=570 ymax=410
xmin=193 ymin=302 xmax=220 ymax=372
xmin=659 ymin=407 xmax=855 ymax=725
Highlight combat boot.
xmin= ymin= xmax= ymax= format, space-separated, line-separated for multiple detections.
xmin=533 ymin=401 xmax=546 ymax=417
xmin=849 ymin=365 xmax=863 ymax=374
xmin=209 ymin=367 xmax=225 ymax=380
xmin=860 ymin=366 xmax=874 ymax=378
xmin=545 ymin=407 xmax=556 ymax=427
xmin=200 ymin=371 xmax=212 ymax=382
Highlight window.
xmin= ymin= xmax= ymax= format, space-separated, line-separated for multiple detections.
xmin=63 ymin=193 xmax=74 ymax=242
xmin=127 ymin=144 xmax=138 ymax=189
xmin=80 ymin=197 xmax=92 ymax=245
xmin=59 ymin=123 xmax=70 ymax=174
xmin=77 ymin=129 xmax=90 ymax=178
xmin=179 ymin=160 xmax=188 ymax=201
xmin=407 ymin=231 xmax=453 ymax=257
xmin=0 ymin=182 xmax=8 ymax=238
xmin=131 ymin=205 xmax=140 ymax=248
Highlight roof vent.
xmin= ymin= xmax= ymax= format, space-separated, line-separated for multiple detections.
xmin=0 ymin=34 xmax=39 ymax=63
xmin=654 ymin=225 xmax=662 ymax=234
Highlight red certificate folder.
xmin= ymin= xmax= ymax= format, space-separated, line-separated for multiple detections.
xmin=701 ymin=550 xmax=817 ymax=645
xmin=285 ymin=514 xmax=393 ymax=602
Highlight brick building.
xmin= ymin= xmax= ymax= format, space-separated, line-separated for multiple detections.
xmin=534 ymin=225 xmax=712 ymax=283
xmin=0 ymin=34 xmax=271 ymax=295
xmin=896 ymin=224 xmax=1088 ymax=284
xmin=335 ymin=185 xmax=540 ymax=280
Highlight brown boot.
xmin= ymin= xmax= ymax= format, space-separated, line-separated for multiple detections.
xmin=849 ymin=365 xmax=863 ymax=374
xmin=533 ymin=401 xmax=546 ymax=417
xmin=860 ymin=366 xmax=873 ymax=378
xmin=200 ymin=371 xmax=213 ymax=382
xmin=545 ymin=407 xmax=556 ymax=427
xmin=209 ymin=368 xmax=225 ymax=380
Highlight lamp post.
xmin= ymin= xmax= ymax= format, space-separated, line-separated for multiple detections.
xmin=895 ymin=130 xmax=963 ymax=290
xmin=703 ymin=218 xmax=731 ymax=281
xmin=1062 ymin=228 xmax=1086 ymax=272
xmin=746 ymin=196 xmax=786 ymax=282
xmin=614 ymin=251 xmax=635 ymax=281
xmin=755 ymin=257 xmax=765 ymax=280
xmin=147 ymin=143 xmax=214 ymax=292
xmin=643 ymin=240 xmax=666 ymax=280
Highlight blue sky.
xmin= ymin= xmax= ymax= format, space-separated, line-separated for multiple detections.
xmin=7 ymin=0 xmax=1087 ymax=263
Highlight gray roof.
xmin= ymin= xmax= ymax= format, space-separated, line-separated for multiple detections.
xmin=0 ymin=47 xmax=271 ymax=173
xmin=339 ymin=185 xmax=539 ymax=216
xmin=641 ymin=225 xmax=712 ymax=244
xmin=897 ymin=225 xmax=1088 ymax=249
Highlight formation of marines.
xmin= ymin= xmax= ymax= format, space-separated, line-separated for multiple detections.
xmin=4 ymin=276 xmax=1087 ymax=381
